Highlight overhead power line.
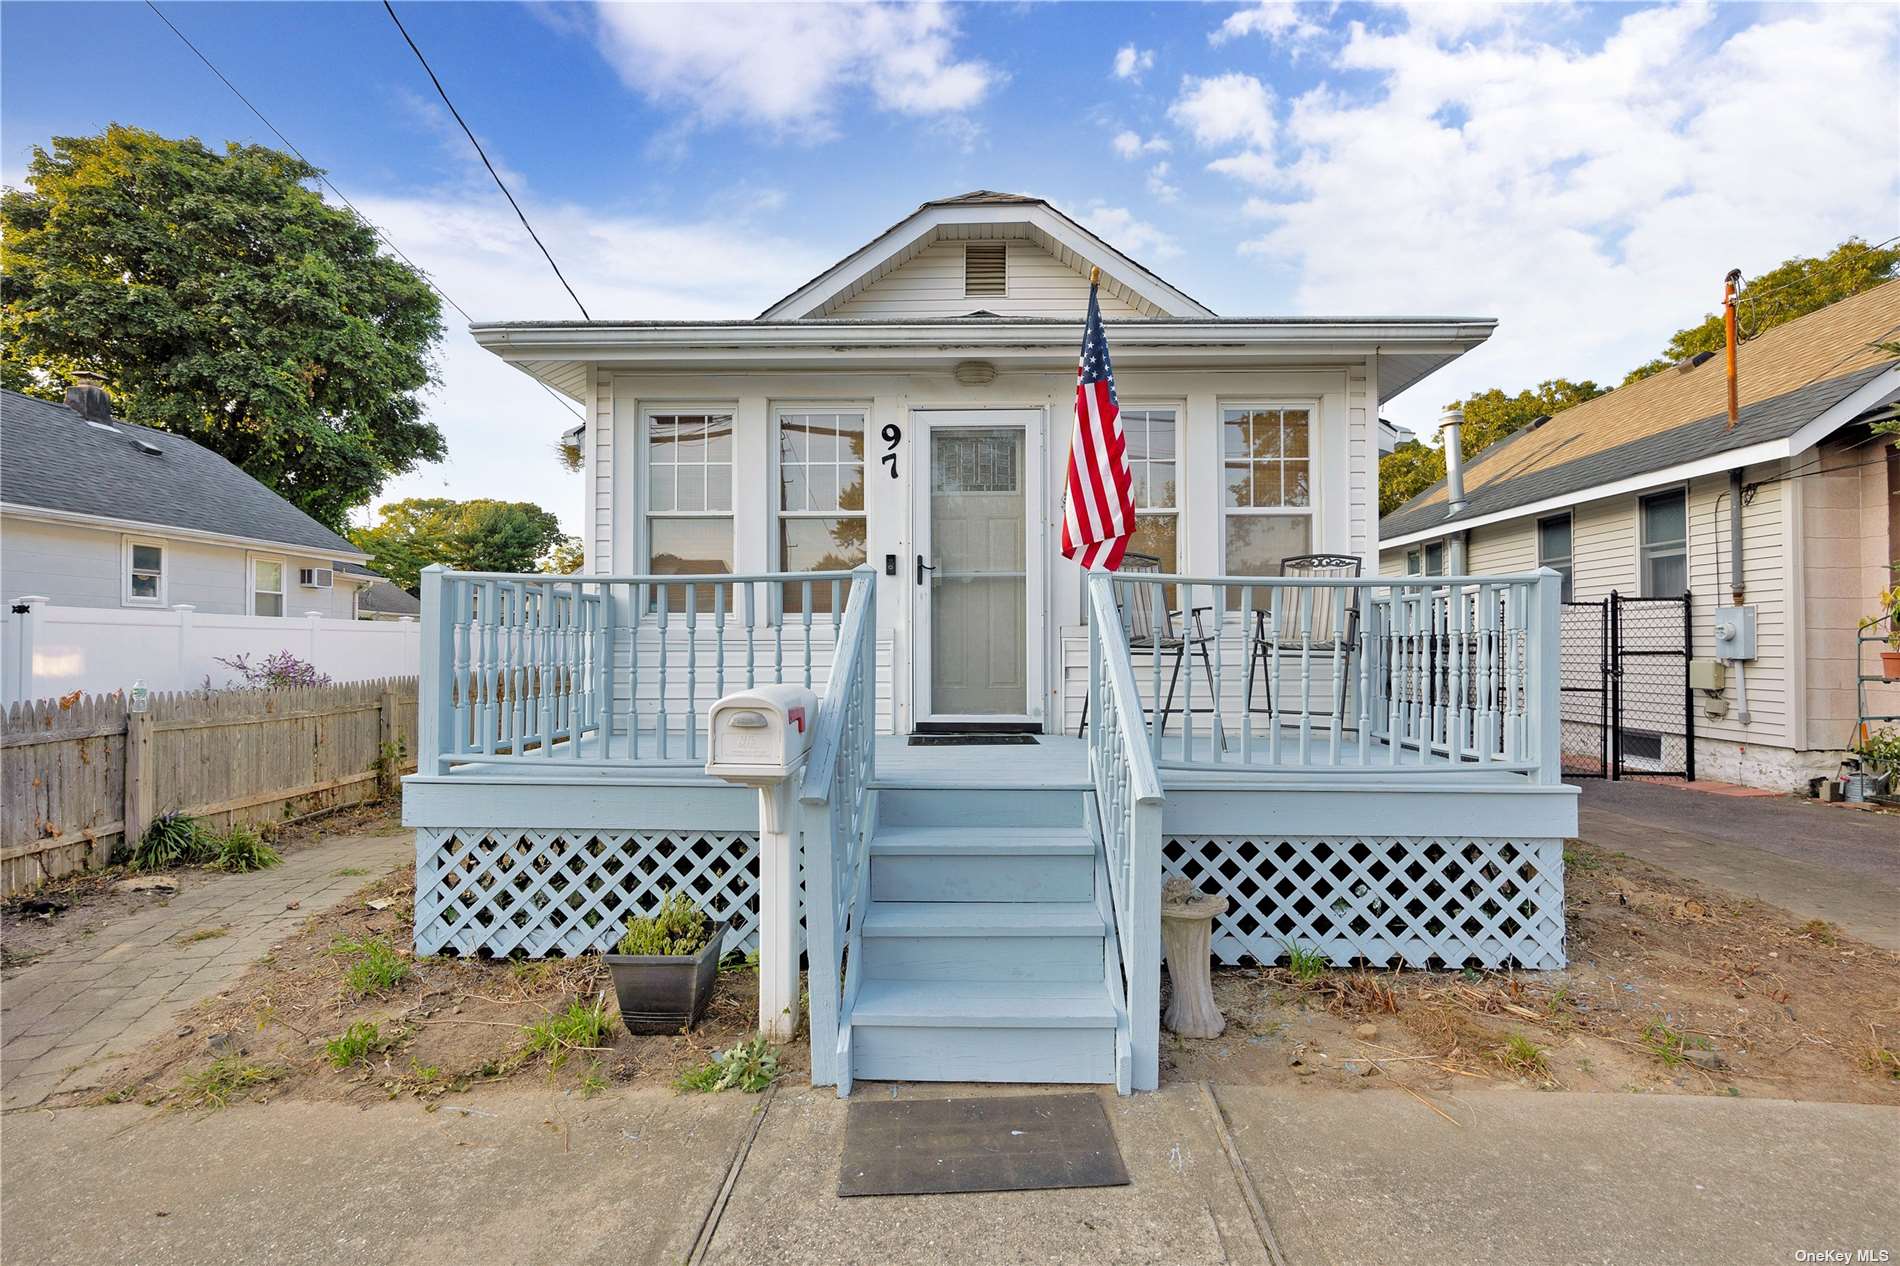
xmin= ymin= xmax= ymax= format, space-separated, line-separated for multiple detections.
xmin=381 ymin=0 xmax=591 ymax=321
xmin=141 ymin=1 xmax=586 ymax=426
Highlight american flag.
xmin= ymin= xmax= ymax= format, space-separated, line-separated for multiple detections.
xmin=1060 ymin=282 xmax=1136 ymax=570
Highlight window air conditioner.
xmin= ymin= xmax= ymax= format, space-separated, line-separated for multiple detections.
xmin=298 ymin=567 xmax=334 ymax=590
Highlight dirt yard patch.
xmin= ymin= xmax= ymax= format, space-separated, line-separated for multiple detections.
xmin=0 ymin=802 xmax=406 ymax=974
xmin=74 ymin=863 xmax=795 ymax=1111
xmin=1163 ymin=839 xmax=1900 ymax=1105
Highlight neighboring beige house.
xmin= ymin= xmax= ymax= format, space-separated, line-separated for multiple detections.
xmin=1 ymin=385 xmax=373 ymax=621
xmin=1380 ymin=281 xmax=1900 ymax=789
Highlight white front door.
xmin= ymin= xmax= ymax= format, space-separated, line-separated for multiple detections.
xmin=911 ymin=409 xmax=1046 ymax=727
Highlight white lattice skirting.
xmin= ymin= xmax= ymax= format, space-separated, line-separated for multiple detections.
xmin=414 ymin=828 xmax=792 ymax=959
xmin=1164 ymin=836 xmax=1566 ymax=970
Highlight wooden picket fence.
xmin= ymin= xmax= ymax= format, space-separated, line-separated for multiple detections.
xmin=1 ymin=678 xmax=418 ymax=896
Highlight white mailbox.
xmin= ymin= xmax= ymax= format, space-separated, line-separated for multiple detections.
xmin=706 ymin=684 xmax=818 ymax=784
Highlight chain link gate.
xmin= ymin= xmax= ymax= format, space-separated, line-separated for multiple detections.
xmin=1560 ymin=591 xmax=1695 ymax=781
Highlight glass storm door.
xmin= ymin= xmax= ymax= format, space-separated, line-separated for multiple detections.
xmin=915 ymin=414 xmax=1040 ymax=722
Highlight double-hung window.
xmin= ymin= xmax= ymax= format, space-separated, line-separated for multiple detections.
xmin=124 ymin=537 xmax=165 ymax=606
xmin=647 ymin=411 xmax=735 ymax=610
xmin=1537 ymin=513 xmax=1575 ymax=601
xmin=252 ymin=557 xmax=285 ymax=617
xmin=1639 ymin=489 xmax=1687 ymax=597
xmin=1223 ymin=405 xmax=1314 ymax=599
xmin=778 ymin=409 xmax=866 ymax=613
xmin=1405 ymin=542 xmax=1446 ymax=577
xmin=1122 ymin=406 xmax=1178 ymax=571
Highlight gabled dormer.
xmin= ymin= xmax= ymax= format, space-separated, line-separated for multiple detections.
xmin=758 ymin=191 xmax=1215 ymax=322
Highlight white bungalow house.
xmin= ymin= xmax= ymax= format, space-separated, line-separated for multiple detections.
xmin=406 ymin=192 xmax=1577 ymax=1094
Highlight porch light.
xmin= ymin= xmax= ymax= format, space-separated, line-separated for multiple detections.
xmin=954 ymin=359 xmax=997 ymax=385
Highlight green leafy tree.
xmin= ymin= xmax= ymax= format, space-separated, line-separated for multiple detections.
xmin=1379 ymin=379 xmax=1605 ymax=514
xmin=1623 ymin=238 xmax=1900 ymax=385
xmin=0 ymin=125 xmax=445 ymax=531
xmin=350 ymin=498 xmax=569 ymax=592
xmin=541 ymin=536 xmax=586 ymax=575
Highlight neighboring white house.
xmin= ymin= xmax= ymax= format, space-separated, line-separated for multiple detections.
xmin=470 ymin=190 xmax=1497 ymax=732
xmin=1 ymin=384 xmax=419 ymax=700
xmin=1380 ymin=281 xmax=1900 ymax=789
xmin=1 ymin=384 xmax=374 ymax=620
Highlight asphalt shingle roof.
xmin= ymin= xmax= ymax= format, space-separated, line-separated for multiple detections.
xmin=0 ymin=388 xmax=362 ymax=557
xmin=1381 ymin=280 xmax=1900 ymax=540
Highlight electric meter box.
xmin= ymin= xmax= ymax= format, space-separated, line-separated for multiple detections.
xmin=705 ymin=685 xmax=818 ymax=782
xmin=1713 ymin=605 xmax=1757 ymax=661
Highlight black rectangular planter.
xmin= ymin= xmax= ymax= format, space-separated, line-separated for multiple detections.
xmin=603 ymin=920 xmax=728 ymax=1034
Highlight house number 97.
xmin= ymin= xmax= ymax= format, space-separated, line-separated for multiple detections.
xmin=880 ymin=423 xmax=901 ymax=477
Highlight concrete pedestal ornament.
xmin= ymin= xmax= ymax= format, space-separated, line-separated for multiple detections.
xmin=1160 ymin=877 xmax=1229 ymax=1039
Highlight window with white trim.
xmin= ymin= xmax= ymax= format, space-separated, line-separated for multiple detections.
xmin=646 ymin=411 xmax=734 ymax=610
xmin=1537 ymin=513 xmax=1574 ymax=601
xmin=777 ymin=409 xmax=866 ymax=614
xmin=1222 ymin=405 xmax=1314 ymax=599
xmin=1405 ymin=542 xmax=1445 ymax=576
xmin=1640 ymin=489 xmax=1687 ymax=597
xmin=123 ymin=537 xmax=165 ymax=606
xmin=252 ymin=557 xmax=285 ymax=617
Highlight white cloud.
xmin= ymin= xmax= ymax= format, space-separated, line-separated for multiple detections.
xmin=1112 ymin=130 xmax=1171 ymax=160
xmin=1146 ymin=162 xmax=1181 ymax=204
xmin=1113 ymin=44 xmax=1155 ymax=80
xmin=592 ymin=2 xmax=995 ymax=138
xmin=346 ymin=192 xmax=829 ymax=537
xmin=1239 ymin=2 xmax=1900 ymax=436
xmin=1078 ymin=203 xmax=1183 ymax=261
xmin=1169 ymin=73 xmax=1277 ymax=185
xmin=1212 ymin=2 xmax=1324 ymax=46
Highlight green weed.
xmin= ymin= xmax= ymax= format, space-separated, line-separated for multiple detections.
xmin=520 ymin=996 xmax=615 ymax=1070
xmin=205 ymin=825 xmax=282 ymax=873
xmin=330 ymin=935 xmax=410 ymax=997
xmin=719 ymin=949 xmax=761 ymax=975
xmin=324 ymin=1021 xmax=399 ymax=1070
xmin=133 ymin=812 xmax=211 ymax=870
xmin=580 ymin=1061 xmax=608 ymax=1098
xmin=1562 ymin=846 xmax=1602 ymax=873
xmin=677 ymin=1035 xmax=782 ymax=1094
xmin=177 ymin=1056 xmax=281 ymax=1109
xmin=1799 ymin=919 xmax=1840 ymax=946
xmin=1493 ymin=1033 xmax=1551 ymax=1080
xmin=1639 ymin=1020 xmax=1710 ymax=1068
xmin=180 ymin=926 xmax=229 ymax=944
xmin=1281 ymin=941 xmax=1327 ymax=984
xmin=334 ymin=867 xmax=371 ymax=878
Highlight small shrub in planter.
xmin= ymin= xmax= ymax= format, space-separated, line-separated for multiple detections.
xmin=605 ymin=891 xmax=727 ymax=1034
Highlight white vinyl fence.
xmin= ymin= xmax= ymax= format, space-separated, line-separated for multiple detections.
xmin=2 ymin=598 xmax=420 ymax=704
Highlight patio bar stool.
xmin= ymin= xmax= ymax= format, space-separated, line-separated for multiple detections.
xmin=1244 ymin=553 xmax=1363 ymax=731
xmin=1077 ymin=553 xmax=1222 ymax=741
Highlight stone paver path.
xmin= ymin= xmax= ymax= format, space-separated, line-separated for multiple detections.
xmin=0 ymin=830 xmax=412 ymax=1110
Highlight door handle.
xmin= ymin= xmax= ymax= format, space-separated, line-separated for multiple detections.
xmin=916 ymin=554 xmax=935 ymax=585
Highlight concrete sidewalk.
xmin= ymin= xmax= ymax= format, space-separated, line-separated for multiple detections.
xmin=1579 ymin=779 xmax=1900 ymax=949
xmin=0 ymin=830 xmax=412 ymax=1110
xmin=2 ymin=1083 xmax=1892 ymax=1265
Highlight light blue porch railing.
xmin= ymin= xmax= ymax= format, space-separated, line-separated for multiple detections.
xmin=1100 ymin=570 xmax=1564 ymax=781
xmin=796 ymin=566 xmax=878 ymax=1088
xmin=416 ymin=565 xmax=859 ymax=774
xmin=1085 ymin=571 xmax=1164 ymax=1093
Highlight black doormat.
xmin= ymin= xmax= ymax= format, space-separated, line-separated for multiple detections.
xmin=906 ymin=734 xmax=1040 ymax=746
xmin=838 ymin=1093 xmax=1130 ymax=1197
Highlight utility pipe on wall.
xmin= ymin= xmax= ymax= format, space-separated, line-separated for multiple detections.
xmin=1724 ymin=269 xmax=1742 ymax=431
xmin=1439 ymin=407 xmax=1468 ymax=513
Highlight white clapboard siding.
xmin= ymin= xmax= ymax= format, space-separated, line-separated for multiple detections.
xmin=830 ymin=240 xmax=1146 ymax=319
xmin=1467 ymin=520 xmax=1538 ymax=574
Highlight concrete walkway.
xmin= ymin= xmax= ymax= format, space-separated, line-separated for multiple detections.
xmin=1 ymin=1083 xmax=1892 ymax=1265
xmin=0 ymin=830 xmax=412 ymax=1111
xmin=1579 ymin=779 xmax=1900 ymax=949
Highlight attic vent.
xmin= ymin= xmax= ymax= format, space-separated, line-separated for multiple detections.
xmin=133 ymin=439 xmax=163 ymax=456
xmin=964 ymin=241 xmax=1007 ymax=297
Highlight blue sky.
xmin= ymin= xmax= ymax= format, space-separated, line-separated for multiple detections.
xmin=5 ymin=1 xmax=1896 ymax=535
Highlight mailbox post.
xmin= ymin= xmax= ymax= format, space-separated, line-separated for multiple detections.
xmin=705 ymin=684 xmax=817 ymax=1042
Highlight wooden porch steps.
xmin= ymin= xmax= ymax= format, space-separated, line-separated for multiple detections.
xmin=840 ymin=788 xmax=1123 ymax=1090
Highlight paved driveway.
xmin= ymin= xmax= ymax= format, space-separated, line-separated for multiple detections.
xmin=0 ymin=830 xmax=412 ymax=1110
xmin=1577 ymin=780 xmax=1900 ymax=949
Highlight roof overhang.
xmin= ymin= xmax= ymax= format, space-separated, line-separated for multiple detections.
xmin=472 ymin=317 xmax=1496 ymax=402
xmin=0 ymin=502 xmax=371 ymax=564
xmin=1380 ymin=363 xmax=1900 ymax=549
xmin=758 ymin=200 xmax=1216 ymax=321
